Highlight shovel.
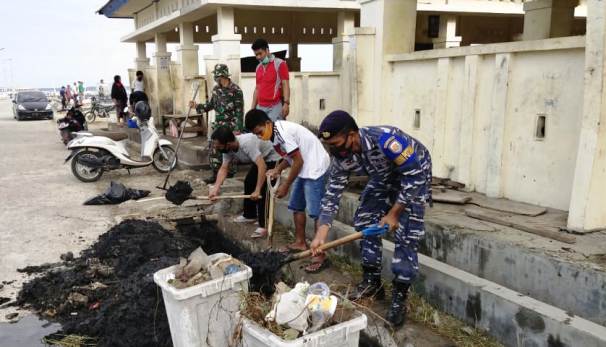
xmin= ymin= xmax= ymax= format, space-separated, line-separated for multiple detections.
xmin=280 ymin=225 xmax=389 ymax=265
xmin=138 ymin=194 xmax=251 ymax=204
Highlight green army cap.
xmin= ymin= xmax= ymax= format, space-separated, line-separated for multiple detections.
xmin=213 ymin=64 xmax=231 ymax=79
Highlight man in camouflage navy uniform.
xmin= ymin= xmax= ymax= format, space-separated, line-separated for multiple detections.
xmin=190 ymin=64 xmax=244 ymax=183
xmin=309 ymin=110 xmax=432 ymax=327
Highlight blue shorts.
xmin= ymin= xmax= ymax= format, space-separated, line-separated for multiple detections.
xmin=288 ymin=173 xmax=327 ymax=219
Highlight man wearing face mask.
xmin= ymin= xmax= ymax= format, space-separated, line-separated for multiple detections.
xmin=190 ymin=64 xmax=244 ymax=183
xmin=310 ymin=110 xmax=433 ymax=327
xmin=245 ymin=109 xmax=331 ymax=273
xmin=208 ymin=126 xmax=281 ymax=236
xmin=251 ymin=38 xmax=290 ymax=121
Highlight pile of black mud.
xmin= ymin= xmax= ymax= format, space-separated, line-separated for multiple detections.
xmin=165 ymin=180 xmax=193 ymax=205
xmin=17 ymin=220 xmax=198 ymax=347
xmin=17 ymin=220 xmax=288 ymax=347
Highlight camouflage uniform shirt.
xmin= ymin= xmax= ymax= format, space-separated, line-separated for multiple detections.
xmin=196 ymin=81 xmax=244 ymax=132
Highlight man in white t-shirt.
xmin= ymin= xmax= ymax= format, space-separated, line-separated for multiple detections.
xmin=209 ymin=127 xmax=281 ymax=238
xmin=133 ymin=70 xmax=145 ymax=93
xmin=245 ymin=109 xmax=331 ymax=273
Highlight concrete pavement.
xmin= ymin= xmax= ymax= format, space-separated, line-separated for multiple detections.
xmin=0 ymin=99 xmax=200 ymax=323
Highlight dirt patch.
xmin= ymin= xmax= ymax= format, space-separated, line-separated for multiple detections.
xmin=17 ymin=220 xmax=198 ymax=347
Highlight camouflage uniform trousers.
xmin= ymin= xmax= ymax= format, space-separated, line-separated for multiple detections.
xmin=354 ymin=178 xmax=426 ymax=284
xmin=209 ymin=119 xmax=238 ymax=176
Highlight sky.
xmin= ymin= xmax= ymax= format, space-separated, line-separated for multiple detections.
xmin=0 ymin=0 xmax=332 ymax=89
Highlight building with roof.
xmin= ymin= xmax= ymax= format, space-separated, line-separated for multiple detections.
xmin=98 ymin=0 xmax=603 ymax=243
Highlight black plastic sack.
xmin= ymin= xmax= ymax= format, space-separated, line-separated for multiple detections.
xmin=84 ymin=181 xmax=150 ymax=205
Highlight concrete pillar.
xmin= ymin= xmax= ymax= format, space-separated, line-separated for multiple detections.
xmin=333 ymin=11 xmax=357 ymax=113
xmin=210 ymin=6 xmax=242 ymax=83
xmin=287 ymin=43 xmax=301 ymax=72
xmin=522 ymin=0 xmax=580 ymax=40
xmin=135 ymin=41 xmax=150 ymax=69
xmin=432 ymin=15 xmax=462 ymax=49
xmin=153 ymin=33 xmax=174 ymax=118
xmin=177 ymin=22 xmax=199 ymax=79
xmin=485 ymin=53 xmax=512 ymax=198
xmin=567 ymin=0 xmax=606 ymax=232
xmin=360 ymin=0 xmax=417 ymax=123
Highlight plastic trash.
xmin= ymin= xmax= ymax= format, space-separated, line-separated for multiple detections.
xmin=305 ymin=282 xmax=338 ymax=333
xmin=84 ymin=181 xmax=150 ymax=205
xmin=267 ymin=282 xmax=310 ymax=332
xmin=175 ymin=247 xmax=210 ymax=282
xmin=127 ymin=118 xmax=139 ymax=128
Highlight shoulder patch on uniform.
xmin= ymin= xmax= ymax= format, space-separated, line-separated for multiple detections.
xmin=379 ymin=132 xmax=416 ymax=166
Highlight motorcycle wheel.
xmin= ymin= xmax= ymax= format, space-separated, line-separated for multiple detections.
xmin=71 ymin=150 xmax=104 ymax=182
xmin=84 ymin=110 xmax=97 ymax=123
xmin=152 ymin=146 xmax=177 ymax=173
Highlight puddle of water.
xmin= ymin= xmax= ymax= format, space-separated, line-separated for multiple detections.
xmin=0 ymin=314 xmax=61 ymax=347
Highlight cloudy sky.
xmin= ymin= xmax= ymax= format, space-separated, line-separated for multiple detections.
xmin=0 ymin=0 xmax=331 ymax=89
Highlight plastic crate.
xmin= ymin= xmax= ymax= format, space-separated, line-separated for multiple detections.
xmin=240 ymin=312 xmax=367 ymax=347
xmin=154 ymin=253 xmax=252 ymax=347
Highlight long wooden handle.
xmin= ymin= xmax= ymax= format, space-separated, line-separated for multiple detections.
xmin=286 ymin=232 xmax=363 ymax=263
xmin=195 ymin=194 xmax=251 ymax=200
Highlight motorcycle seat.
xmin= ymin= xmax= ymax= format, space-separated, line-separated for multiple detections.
xmin=90 ymin=130 xmax=129 ymax=141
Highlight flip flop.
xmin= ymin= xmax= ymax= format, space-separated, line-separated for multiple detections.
xmin=304 ymin=257 xmax=330 ymax=274
xmin=278 ymin=244 xmax=308 ymax=254
xmin=250 ymin=228 xmax=268 ymax=239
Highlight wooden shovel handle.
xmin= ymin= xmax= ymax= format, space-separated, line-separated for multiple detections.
xmin=288 ymin=232 xmax=363 ymax=261
xmin=195 ymin=194 xmax=251 ymax=200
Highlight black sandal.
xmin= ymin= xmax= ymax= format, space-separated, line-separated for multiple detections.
xmin=304 ymin=257 xmax=330 ymax=274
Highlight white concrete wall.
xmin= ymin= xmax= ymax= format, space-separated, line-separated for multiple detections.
xmin=374 ymin=37 xmax=585 ymax=210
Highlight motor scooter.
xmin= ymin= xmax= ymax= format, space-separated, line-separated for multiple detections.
xmin=65 ymin=116 xmax=176 ymax=182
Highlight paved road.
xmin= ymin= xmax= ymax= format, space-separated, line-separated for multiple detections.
xmin=0 ymin=99 xmax=193 ymax=323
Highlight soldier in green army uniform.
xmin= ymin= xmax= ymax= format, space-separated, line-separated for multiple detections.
xmin=190 ymin=64 xmax=244 ymax=183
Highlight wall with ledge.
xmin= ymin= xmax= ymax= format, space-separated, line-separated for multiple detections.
xmin=363 ymin=36 xmax=586 ymax=210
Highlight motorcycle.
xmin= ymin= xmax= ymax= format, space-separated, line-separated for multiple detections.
xmin=84 ymin=96 xmax=113 ymax=123
xmin=65 ymin=116 xmax=177 ymax=182
xmin=57 ymin=107 xmax=87 ymax=145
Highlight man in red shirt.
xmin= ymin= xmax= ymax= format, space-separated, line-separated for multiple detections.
xmin=251 ymin=38 xmax=290 ymax=121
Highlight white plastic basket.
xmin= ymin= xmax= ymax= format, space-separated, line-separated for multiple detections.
xmin=154 ymin=253 xmax=252 ymax=347
xmin=240 ymin=312 xmax=367 ymax=347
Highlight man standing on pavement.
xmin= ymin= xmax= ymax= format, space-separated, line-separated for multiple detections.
xmin=72 ymin=82 xmax=79 ymax=106
xmin=189 ymin=64 xmax=244 ymax=183
xmin=208 ymin=126 xmax=281 ymax=238
xmin=133 ymin=71 xmax=145 ymax=93
xmin=78 ymin=81 xmax=85 ymax=104
xmin=59 ymin=86 xmax=66 ymax=111
xmin=310 ymin=110 xmax=433 ymax=327
xmin=111 ymin=75 xmax=128 ymax=125
xmin=245 ymin=109 xmax=331 ymax=273
xmin=98 ymin=79 xmax=106 ymax=99
xmin=251 ymin=38 xmax=290 ymax=121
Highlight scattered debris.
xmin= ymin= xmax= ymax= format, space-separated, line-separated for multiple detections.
xmin=17 ymin=263 xmax=56 ymax=274
xmin=165 ymin=180 xmax=193 ymax=205
xmin=5 ymin=312 xmax=18 ymax=320
xmin=42 ymin=334 xmax=97 ymax=347
xmin=84 ymin=181 xmax=150 ymax=205
xmin=60 ymin=251 xmax=74 ymax=262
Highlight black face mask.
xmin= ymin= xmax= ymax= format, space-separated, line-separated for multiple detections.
xmin=218 ymin=148 xmax=232 ymax=154
xmin=328 ymin=136 xmax=351 ymax=158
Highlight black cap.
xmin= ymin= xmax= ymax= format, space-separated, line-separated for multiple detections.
xmin=318 ymin=110 xmax=355 ymax=140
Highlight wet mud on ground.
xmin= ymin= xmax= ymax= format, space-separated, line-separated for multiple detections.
xmin=14 ymin=219 xmax=295 ymax=347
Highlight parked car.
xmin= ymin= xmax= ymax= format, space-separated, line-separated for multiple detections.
xmin=12 ymin=90 xmax=54 ymax=120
